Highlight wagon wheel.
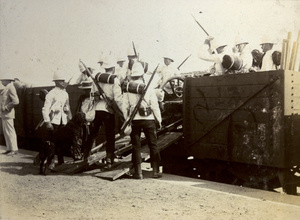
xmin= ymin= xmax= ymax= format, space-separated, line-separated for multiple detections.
xmin=160 ymin=76 xmax=184 ymax=129
xmin=160 ymin=76 xmax=185 ymax=102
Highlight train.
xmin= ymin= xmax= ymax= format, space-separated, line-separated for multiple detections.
xmin=2 ymin=69 xmax=299 ymax=195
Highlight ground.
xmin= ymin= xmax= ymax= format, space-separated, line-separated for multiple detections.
xmin=0 ymin=145 xmax=300 ymax=220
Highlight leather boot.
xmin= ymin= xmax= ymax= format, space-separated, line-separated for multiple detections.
xmin=133 ymin=164 xmax=143 ymax=179
xmin=152 ymin=162 xmax=162 ymax=178
xmin=106 ymin=153 xmax=114 ymax=169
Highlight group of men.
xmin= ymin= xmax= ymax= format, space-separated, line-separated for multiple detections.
xmin=1 ymin=35 xmax=281 ymax=178
xmin=198 ymin=35 xmax=280 ymax=75
xmin=40 ymin=45 xmax=183 ymax=179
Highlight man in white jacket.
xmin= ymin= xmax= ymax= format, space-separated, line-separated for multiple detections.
xmin=234 ymin=36 xmax=253 ymax=73
xmin=198 ymin=36 xmax=229 ymax=76
xmin=0 ymin=76 xmax=19 ymax=155
xmin=260 ymin=36 xmax=277 ymax=71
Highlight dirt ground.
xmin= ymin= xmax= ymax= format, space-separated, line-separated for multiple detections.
xmin=0 ymin=145 xmax=300 ymax=220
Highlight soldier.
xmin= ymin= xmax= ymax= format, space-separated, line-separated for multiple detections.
xmin=75 ymin=80 xmax=94 ymax=159
xmin=0 ymin=76 xmax=19 ymax=156
xmin=122 ymin=62 xmax=162 ymax=179
xmin=115 ymin=55 xmax=127 ymax=85
xmin=42 ymin=71 xmax=72 ymax=164
xmin=260 ymin=35 xmax=278 ymax=71
xmin=198 ymin=36 xmax=229 ymax=76
xmin=126 ymin=45 xmax=139 ymax=79
xmin=83 ymin=60 xmax=124 ymax=167
xmin=76 ymin=61 xmax=95 ymax=84
xmin=158 ymin=55 xmax=180 ymax=88
xmin=97 ymin=53 xmax=106 ymax=74
xmin=233 ymin=36 xmax=253 ymax=73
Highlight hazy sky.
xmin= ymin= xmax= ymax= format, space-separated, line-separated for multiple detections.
xmin=1 ymin=0 xmax=299 ymax=86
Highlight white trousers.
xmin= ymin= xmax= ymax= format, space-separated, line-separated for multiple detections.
xmin=1 ymin=118 xmax=18 ymax=151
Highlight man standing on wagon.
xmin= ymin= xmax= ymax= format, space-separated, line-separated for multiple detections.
xmin=198 ymin=36 xmax=229 ymax=76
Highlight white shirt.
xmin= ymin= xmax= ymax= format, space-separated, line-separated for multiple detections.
xmin=91 ymin=77 xmax=123 ymax=114
xmin=122 ymin=79 xmax=161 ymax=123
xmin=115 ymin=66 xmax=127 ymax=84
xmin=42 ymin=87 xmax=71 ymax=125
xmin=159 ymin=64 xmax=180 ymax=87
xmin=198 ymin=44 xmax=226 ymax=76
xmin=238 ymin=44 xmax=253 ymax=73
xmin=261 ymin=49 xmax=277 ymax=71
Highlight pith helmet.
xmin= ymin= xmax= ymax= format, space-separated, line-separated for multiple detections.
xmin=102 ymin=56 xmax=116 ymax=69
xmin=211 ymin=39 xmax=227 ymax=51
xmin=131 ymin=62 xmax=144 ymax=77
xmin=235 ymin=35 xmax=249 ymax=45
xmin=53 ymin=71 xmax=66 ymax=81
xmin=163 ymin=55 xmax=174 ymax=62
xmin=260 ymin=35 xmax=276 ymax=45
xmin=98 ymin=53 xmax=104 ymax=63
xmin=127 ymin=46 xmax=136 ymax=57
xmin=0 ymin=73 xmax=15 ymax=81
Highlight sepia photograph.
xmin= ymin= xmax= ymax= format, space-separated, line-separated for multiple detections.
xmin=1 ymin=0 xmax=300 ymax=219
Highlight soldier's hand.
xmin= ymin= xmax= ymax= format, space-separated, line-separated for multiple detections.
xmin=2 ymin=106 xmax=8 ymax=112
xmin=45 ymin=122 xmax=54 ymax=130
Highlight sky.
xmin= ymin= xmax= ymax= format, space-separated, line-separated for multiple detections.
xmin=0 ymin=0 xmax=299 ymax=86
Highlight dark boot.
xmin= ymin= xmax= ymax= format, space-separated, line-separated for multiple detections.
xmin=152 ymin=162 xmax=162 ymax=178
xmin=133 ymin=164 xmax=143 ymax=179
xmin=106 ymin=153 xmax=114 ymax=169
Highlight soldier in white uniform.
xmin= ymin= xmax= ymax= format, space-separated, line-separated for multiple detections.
xmin=84 ymin=60 xmax=124 ymax=166
xmin=158 ymin=55 xmax=180 ymax=88
xmin=233 ymin=36 xmax=253 ymax=73
xmin=122 ymin=62 xmax=162 ymax=179
xmin=260 ymin=36 xmax=278 ymax=71
xmin=42 ymin=71 xmax=72 ymax=131
xmin=97 ymin=53 xmax=106 ymax=74
xmin=115 ymin=55 xmax=127 ymax=85
xmin=42 ymin=71 xmax=72 ymax=165
xmin=198 ymin=36 xmax=229 ymax=76
xmin=0 ymin=76 xmax=19 ymax=155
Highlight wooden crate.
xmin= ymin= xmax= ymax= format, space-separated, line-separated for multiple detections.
xmin=183 ymin=70 xmax=300 ymax=168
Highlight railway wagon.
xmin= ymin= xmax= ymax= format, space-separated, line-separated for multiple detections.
xmin=183 ymin=70 xmax=300 ymax=194
xmin=0 ymin=84 xmax=107 ymax=150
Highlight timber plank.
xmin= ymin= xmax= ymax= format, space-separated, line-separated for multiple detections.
xmin=95 ymin=132 xmax=183 ymax=181
xmin=53 ymin=136 xmax=132 ymax=174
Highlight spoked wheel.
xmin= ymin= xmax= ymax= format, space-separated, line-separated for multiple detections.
xmin=160 ymin=76 xmax=185 ymax=101
xmin=159 ymin=76 xmax=184 ymax=128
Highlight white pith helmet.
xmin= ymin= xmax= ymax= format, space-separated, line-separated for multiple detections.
xmin=102 ymin=56 xmax=116 ymax=69
xmin=117 ymin=55 xmax=127 ymax=62
xmin=98 ymin=53 xmax=104 ymax=63
xmin=53 ymin=71 xmax=66 ymax=81
xmin=260 ymin=35 xmax=276 ymax=45
xmin=163 ymin=55 xmax=174 ymax=62
xmin=235 ymin=35 xmax=249 ymax=45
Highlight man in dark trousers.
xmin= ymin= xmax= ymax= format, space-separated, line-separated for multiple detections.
xmin=82 ymin=59 xmax=124 ymax=167
xmin=122 ymin=62 xmax=162 ymax=179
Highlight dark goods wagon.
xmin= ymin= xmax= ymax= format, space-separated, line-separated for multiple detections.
xmin=183 ymin=70 xmax=300 ymax=194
